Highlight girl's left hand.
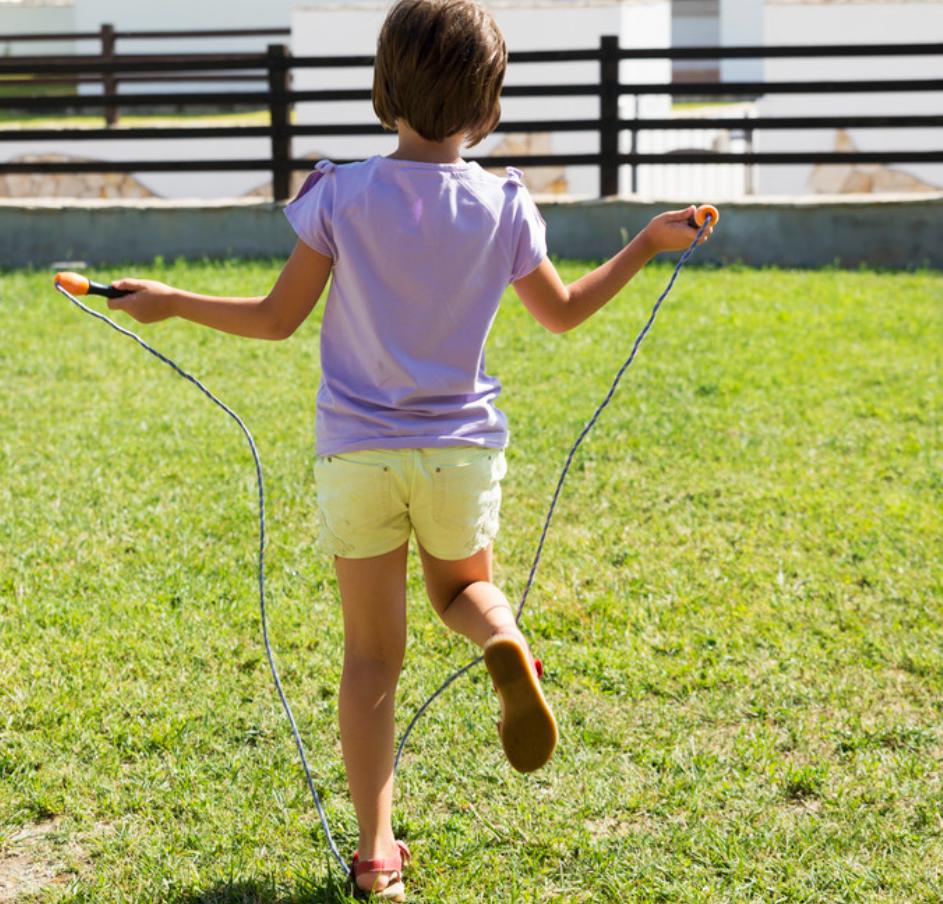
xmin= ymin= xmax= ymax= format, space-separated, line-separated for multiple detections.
xmin=107 ymin=278 xmax=176 ymax=324
xmin=641 ymin=206 xmax=713 ymax=255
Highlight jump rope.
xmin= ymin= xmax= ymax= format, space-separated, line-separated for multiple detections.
xmin=53 ymin=203 xmax=717 ymax=876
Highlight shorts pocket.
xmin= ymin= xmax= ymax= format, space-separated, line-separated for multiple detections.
xmin=432 ymin=451 xmax=505 ymax=531
xmin=315 ymin=453 xmax=394 ymax=528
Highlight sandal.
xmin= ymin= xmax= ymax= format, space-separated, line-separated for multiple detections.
xmin=349 ymin=840 xmax=410 ymax=901
xmin=484 ymin=634 xmax=558 ymax=773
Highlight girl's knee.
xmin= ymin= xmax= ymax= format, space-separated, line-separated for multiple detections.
xmin=437 ymin=579 xmax=493 ymax=616
xmin=343 ymin=639 xmax=406 ymax=674
xmin=341 ymin=658 xmax=403 ymax=699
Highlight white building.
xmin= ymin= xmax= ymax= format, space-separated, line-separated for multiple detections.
xmin=1 ymin=0 xmax=940 ymax=198
xmin=670 ymin=0 xmax=763 ymax=82
xmin=671 ymin=0 xmax=720 ymax=81
xmin=756 ymin=0 xmax=943 ymax=194
xmin=292 ymin=0 xmax=673 ymax=198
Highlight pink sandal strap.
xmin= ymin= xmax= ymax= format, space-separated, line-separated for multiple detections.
xmin=351 ymin=840 xmax=411 ymax=877
xmin=354 ymin=856 xmax=400 ymax=875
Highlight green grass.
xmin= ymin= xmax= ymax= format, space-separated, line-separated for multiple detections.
xmin=0 ymin=106 xmax=272 ymax=128
xmin=671 ymin=100 xmax=748 ymax=111
xmin=1 ymin=258 xmax=941 ymax=902
xmin=0 ymin=76 xmax=76 ymax=100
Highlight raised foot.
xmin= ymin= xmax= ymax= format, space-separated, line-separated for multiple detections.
xmin=483 ymin=634 xmax=558 ymax=773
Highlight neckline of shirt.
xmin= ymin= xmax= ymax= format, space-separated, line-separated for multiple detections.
xmin=372 ymin=154 xmax=478 ymax=172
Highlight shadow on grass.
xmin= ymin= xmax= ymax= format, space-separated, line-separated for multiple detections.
xmin=169 ymin=875 xmax=355 ymax=904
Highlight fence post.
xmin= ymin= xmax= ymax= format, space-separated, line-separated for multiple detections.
xmin=267 ymin=43 xmax=293 ymax=202
xmin=101 ymin=23 xmax=119 ymax=127
xmin=599 ymin=34 xmax=620 ymax=197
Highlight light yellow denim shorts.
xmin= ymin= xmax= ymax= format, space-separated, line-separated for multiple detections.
xmin=314 ymin=446 xmax=507 ymax=560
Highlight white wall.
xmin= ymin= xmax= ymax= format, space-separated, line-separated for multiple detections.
xmin=719 ymin=0 xmax=763 ymax=82
xmin=671 ymin=0 xmax=720 ymax=82
xmin=672 ymin=3 xmax=719 ymax=46
xmin=0 ymin=1 xmax=76 ymax=56
xmin=291 ymin=0 xmax=672 ymax=197
xmin=290 ymin=4 xmax=391 ymax=167
xmin=71 ymin=0 xmax=296 ymax=51
xmin=757 ymin=0 xmax=943 ymax=194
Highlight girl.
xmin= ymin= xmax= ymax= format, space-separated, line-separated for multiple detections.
xmin=108 ymin=0 xmax=712 ymax=897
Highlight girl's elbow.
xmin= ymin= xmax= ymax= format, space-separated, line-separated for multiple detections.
xmin=545 ymin=308 xmax=577 ymax=334
xmin=534 ymin=298 xmax=575 ymax=334
xmin=267 ymin=317 xmax=298 ymax=340
xmin=260 ymin=298 xmax=297 ymax=340
xmin=545 ymin=318 xmax=569 ymax=335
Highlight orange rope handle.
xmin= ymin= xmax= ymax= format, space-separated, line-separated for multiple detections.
xmin=693 ymin=204 xmax=720 ymax=227
xmin=54 ymin=272 xmax=91 ymax=296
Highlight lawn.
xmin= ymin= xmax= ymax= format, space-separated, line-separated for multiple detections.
xmin=0 ymin=109 xmax=273 ymax=129
xmin=1 ymin=258 xmax=941 ymax=903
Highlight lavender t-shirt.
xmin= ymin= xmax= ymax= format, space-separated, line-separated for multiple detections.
xmin=283 ymin=155 xmax=547 ymax=456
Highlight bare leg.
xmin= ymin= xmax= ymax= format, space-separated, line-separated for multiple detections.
xmin=418 ymin=542 xmax=556 ymax=772
xmin=418 ymin=543 xmax=529 ymax=653
xmin=335 ymin=542 xmax=408 ymax=895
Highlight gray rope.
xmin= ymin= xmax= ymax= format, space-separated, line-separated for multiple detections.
xmin=54 ymin=284 xmax=349 ymax=876
xmin=394 ymin=215 xmax=713 ymax=771
xmin=56 ymin=213 xmax=710 ymax=877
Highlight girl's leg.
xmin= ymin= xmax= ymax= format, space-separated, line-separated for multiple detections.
xmin=419 ymin=542 xmax=557 ymax=773
xmin=335 ymin=542 xmax=409 ymax=895
xmin=418 ymin=542 xmax=531 ymax=660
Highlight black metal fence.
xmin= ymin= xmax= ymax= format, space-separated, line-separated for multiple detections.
xmin=1 ymin=32 xmax=941 ymax=200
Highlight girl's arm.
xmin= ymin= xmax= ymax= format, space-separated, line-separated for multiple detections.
xmin=513 ymin=206 xmax=711 ymax=334
xmin=107 ymin=240 xmax=332 ymax=340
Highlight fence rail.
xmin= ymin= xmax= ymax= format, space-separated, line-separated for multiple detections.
xmin=0 ymin=25 xmax=290 ymax=125
xmin=1 ymin=35 xmax=941 ymax=199
xmin=0 ymin=27 xmax=290 ymax=42
xmin=8 ymin=115 xmax=943 ymax=142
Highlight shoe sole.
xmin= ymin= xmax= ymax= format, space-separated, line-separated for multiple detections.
xmin=483 ymin=635 xmax=558 ymax=773
xmin=352 ymin=879 xmax=404 ymax=901
xmin=374 ymin=881 xmax=405 ymax=902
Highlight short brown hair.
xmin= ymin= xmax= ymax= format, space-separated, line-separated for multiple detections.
xmin=373 ymin=0 xmax=507 ymax=147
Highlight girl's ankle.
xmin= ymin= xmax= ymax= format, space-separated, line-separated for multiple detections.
xmin=488 ymin=625 xmax=524 ymax=643
xmin=357 ymin=835 xmax=398 ymax=859
xmin=485 ymin=626 xmax=534 ymax=662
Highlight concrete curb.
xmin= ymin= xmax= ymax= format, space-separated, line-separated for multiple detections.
xmin=536 ymin=192 xmax=943 ymax=269
xmin=1 ymin=192 xmax=940 ymax=270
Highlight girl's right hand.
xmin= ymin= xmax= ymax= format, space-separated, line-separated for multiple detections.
xmin=107 ymin=278 xmax=176 ymax=324
xmin=641 ymin=206 xmax=713 ymax=255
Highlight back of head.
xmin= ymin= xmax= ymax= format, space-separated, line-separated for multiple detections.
xmin=373 ymin=0 xmax=507 ymax=147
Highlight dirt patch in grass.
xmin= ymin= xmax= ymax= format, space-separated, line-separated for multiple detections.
xmin=0 ymin=818 xmax=87 ymax=902
xmin=786 ymin=798 xmax=822 ymax=816
xmin=586 ymin=814 xmax=652 ymax=838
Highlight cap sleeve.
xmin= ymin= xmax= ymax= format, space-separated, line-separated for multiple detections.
xmin=283 ymin=159 xmax=336 ymax=258
xmin=505 ymin=167 xmax=547 ymax=282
